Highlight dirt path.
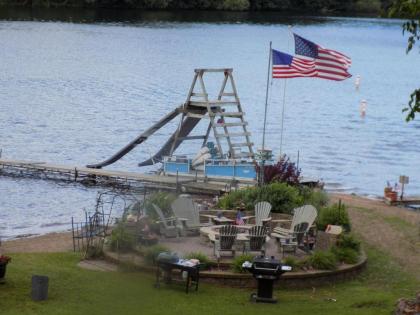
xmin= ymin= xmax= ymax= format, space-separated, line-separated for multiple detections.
xmin=330 ymin=194 xmax=420 ymax=280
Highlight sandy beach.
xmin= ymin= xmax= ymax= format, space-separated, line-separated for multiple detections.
xmin=1 ymin=231 xmax=74 ymax=253
xmin=1 ymin=193 xmax=419 ymax=279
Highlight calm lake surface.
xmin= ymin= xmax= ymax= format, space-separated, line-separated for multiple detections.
xmin=1 ymin=9 xmax=419 ymax=238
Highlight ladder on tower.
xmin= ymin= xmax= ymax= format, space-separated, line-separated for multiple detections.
xmin=170 ymin=68 xmax=254 ymax=161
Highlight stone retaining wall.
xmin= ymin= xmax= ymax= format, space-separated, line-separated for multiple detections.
xmin=104 ymin=250 xmax=367 ymax=289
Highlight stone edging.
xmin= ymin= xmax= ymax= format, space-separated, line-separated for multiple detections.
xmin=103 ymin=250 xmax=367 ymax=289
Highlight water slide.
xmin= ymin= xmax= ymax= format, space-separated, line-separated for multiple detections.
xmin=86 ymin=106 xmax=207 ymax=169
xmin=137 ymin=109 xmax=206 ymax=167
xmin=86 ymin=106 xmax=183 ymax=169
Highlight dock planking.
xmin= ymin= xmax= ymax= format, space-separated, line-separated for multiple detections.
xmin=0 ymin=158 xmax=253 ymax=194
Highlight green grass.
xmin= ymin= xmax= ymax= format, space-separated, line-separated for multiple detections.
xmin=0 ymin=245 xmax=418 ymax=315
xmin=382 ymin=216 xmax=416 ymax=232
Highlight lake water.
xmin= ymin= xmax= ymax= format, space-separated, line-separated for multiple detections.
xmin=1 ymin=9 xmax=419 ymax=239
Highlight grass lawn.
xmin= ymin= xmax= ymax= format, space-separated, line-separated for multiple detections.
xmin=0 ymin=245 xmax=418 ymax=315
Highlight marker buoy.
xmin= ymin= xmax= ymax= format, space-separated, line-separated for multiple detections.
xmin=355 ymin=75 xmax=361 ymax=90
xmin=360 ymin=99 xmax=367 ymax=117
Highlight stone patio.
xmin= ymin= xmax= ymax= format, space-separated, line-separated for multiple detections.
xmin=159 ymin=235 xmax=308 ymax=262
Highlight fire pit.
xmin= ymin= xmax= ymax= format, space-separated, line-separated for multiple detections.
xmin=242 ymin=255 xmax=291 ymax=303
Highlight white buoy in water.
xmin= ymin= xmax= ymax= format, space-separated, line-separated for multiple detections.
xmin=355 ymin=75 xmax=361 ymax=90
xmin=360 ymin=99 xmax=367 ymax=117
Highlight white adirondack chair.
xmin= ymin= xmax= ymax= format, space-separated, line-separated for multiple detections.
xmin=212 ymin=225 xmax=238 ymax=259
xmin=243 ymin=201 xmax=272 ymax=226
xmin=243 ymin=225 xmax=268 ymax=255
xmin=152 ymin=204 xmax=180 ymax=238
xmin=171 ymin=196 xmax=211 ymax=235
xmin=271 ymin=205 xmax=318 ymax=244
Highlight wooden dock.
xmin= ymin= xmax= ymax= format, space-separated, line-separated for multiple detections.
xmin=0 ymin=158 xmax=254 ymax=194
xmin=384 ymin=196 xmax=420 ymax=207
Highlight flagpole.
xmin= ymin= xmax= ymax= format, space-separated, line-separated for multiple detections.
xmin=259 ymin=41 xmax=272 ymax=186
xmin=261 ymin=41 xmax=272 ymax=152
xmin=279 ymin=25 xmax=292 ymax=158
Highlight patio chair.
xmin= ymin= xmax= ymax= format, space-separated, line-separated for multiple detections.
xmin=243 ymin=225 xmax=267 ymax=255
xmin=171 ymin=197 xmax=211 ymax=235
xmin=243 ymin=201 xmax=272 ymax=226
xmin=151 ymin=204 xmax=181 ymax=238
xmin=212 ymin=225 xmax=238 ymax=259
xmin=271 ymin=205 xmax=317 ymax=245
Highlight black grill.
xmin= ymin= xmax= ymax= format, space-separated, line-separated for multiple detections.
xmin=243 ymin=255 xmax=291 ymax=303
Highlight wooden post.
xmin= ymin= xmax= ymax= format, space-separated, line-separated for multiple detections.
xmin=176 ymin=171 xmax=179 ymax=194
xmin=71 ymin=217 xmax=76 ymax=252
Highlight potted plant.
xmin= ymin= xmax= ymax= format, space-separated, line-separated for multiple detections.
xmin=384 ymin=181 xmax=393 ymax=198
xmin=0 ymin=255 xmax=11 ymax=279
xmin=384 ymin=182 xmax=398 ymax=201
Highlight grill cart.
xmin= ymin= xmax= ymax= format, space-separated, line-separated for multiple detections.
xmin=155 ymin=252 xmax=202 ymax=294
xmin=242 ymin=255 xmax=292 ymax=303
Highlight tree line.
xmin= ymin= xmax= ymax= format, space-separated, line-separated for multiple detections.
xmin=96 ymin=0 xmax=391 ymax=13
xmin=0 ymin=0 xmax=395 ymax=14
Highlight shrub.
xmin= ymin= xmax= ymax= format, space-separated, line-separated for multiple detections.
xmin=255 ymin=155 xmax=301 ymax=185
xmin=222 ymin=0 xmax=250 ymax=10
xmin=143 ymin=244 xmax=170 ymax=265
xmin=143 ymin=0 xmax=171 ymax=9
xmin=337 ymin=234 xmax=361 ymax=253
xmin=232 ymin=254 xmax=254 ymax=273
xmin=331 ymin=247 xmax=359 ymax=264
xmin=317 ymin=202 xmax=351 ymax=232
xmin=282 ymin=256 xmax=299 ymax=270
xmin=353 ymin=0 xmax=381 ymax=13
xmin=299 ymin=187 xmax=329 ymax=210
xmin=185 ymin=252 xmax=211 ymax=269
xmin=308 ymin=251 xmax=337 ymax=270
xmin=109 ymin=223 xmax=135 ymax=252
xmin=218 ymin=187 xmax=258 ymax=210
xmin=218 ymin=182 xmax=302 ymax=214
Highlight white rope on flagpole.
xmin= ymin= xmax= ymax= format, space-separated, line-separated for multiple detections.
xmin=259 ymin=41 xmax=273 ymax=186
xmin=279 ymin=78 xmax=287 ymax=157
xmin=279 ymin=25 xmax=293 ymax=158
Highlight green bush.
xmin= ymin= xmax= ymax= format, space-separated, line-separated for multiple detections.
xmin=308 ymin=251 xmax=337 ymax=270
xmin=332 ymin=247 xmax=359 ymax=264
xmin=299 ymin=187 xmax=329 ymax=210
xmin=337 ymin=234 xmax=361 ymax=253
xmin=143 ymin=244 xmax=170 ymax=265
xmin=185 ymin=252 xmax=211 ymax=269
xmin=109 ymin=223 xmax=135 ymax=252
xmin=317 ymin=203 xmax=351 ymax=232
xmin=353 ymin=0 xmax=381 ymax=13
xmin=232 ymin=254 xmax=254 ymax=273
xmin=143 ymin=0 xmax=171 ymax=9
xmin=218 ymin=183 xmax=328 ymax=214
xmin=218 ymin=183 xmax=303 ymax=214
xmin=282 ymin=256 xmax=304 ymax=271
xmin=222 ymin=0 xmax=250 ymax=10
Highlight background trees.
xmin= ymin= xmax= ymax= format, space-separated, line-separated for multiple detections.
xmin=389 ymin=0 xmax=420 ymax=121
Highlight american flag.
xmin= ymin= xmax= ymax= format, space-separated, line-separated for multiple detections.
xmin=294 ymin=33 xmax=352 ymax=81
xmin=235 ymin=211 xmax=245 ymax=225
xmin=272 ymin=49 xmax=317 ymax=78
